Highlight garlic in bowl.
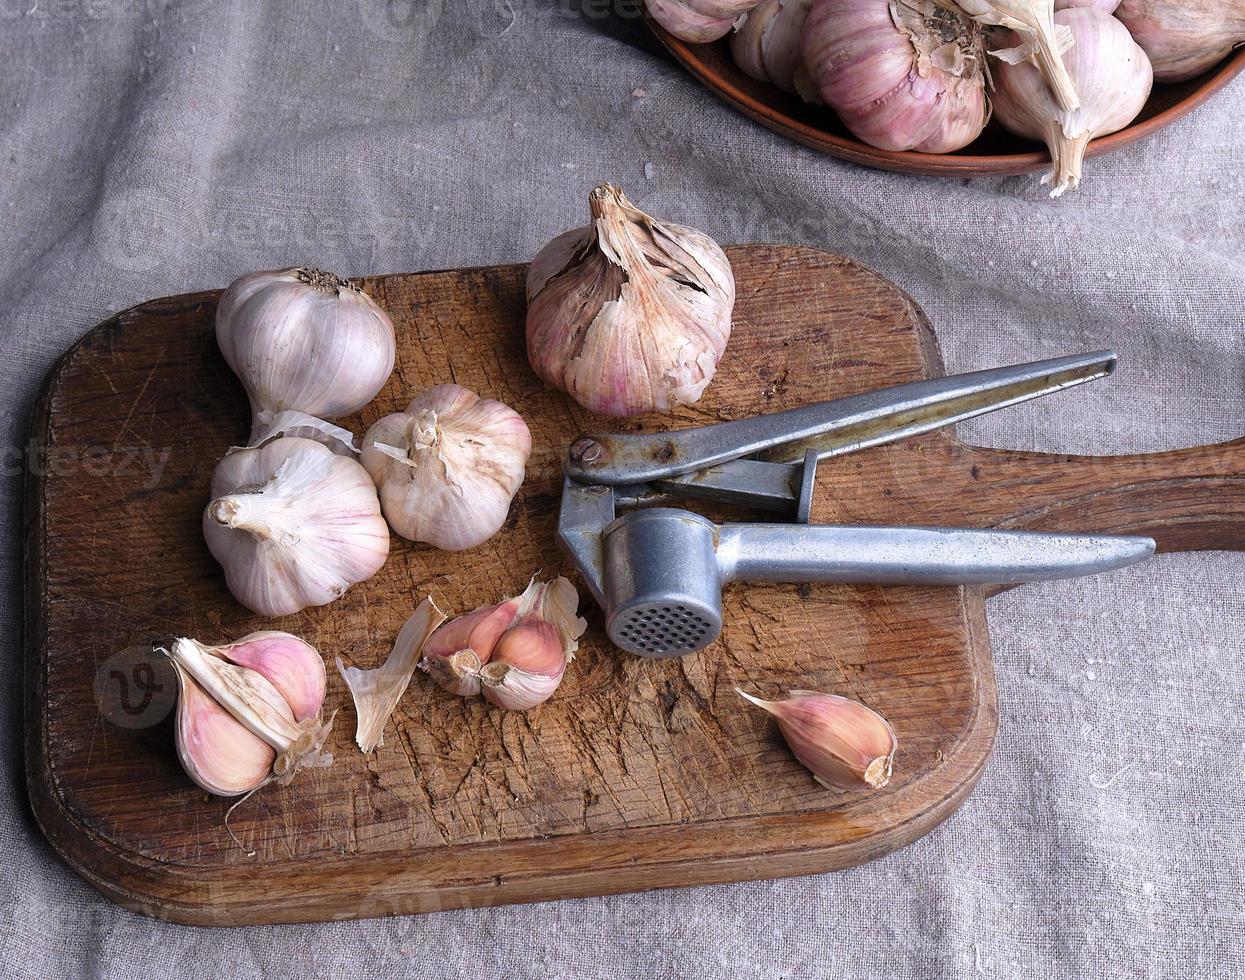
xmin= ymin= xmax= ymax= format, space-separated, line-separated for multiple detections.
xmin=645 ymin=0 xmax=1245 ymax=180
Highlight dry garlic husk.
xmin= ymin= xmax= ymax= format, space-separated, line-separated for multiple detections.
xmin=164 ymin=632 xmax=333 ymax=797
xmin=646 ymin=0 xmax=762 ymax=42
xmin=992 ymin=7 xmax=1152 ymax=196
xmin=421 ymin=577 xmax=587 ymax=711
xmin=738 ymin=688 xmax=897 ymax=790
xmin=216 ymin=267 xmax=396 ymax=443
xmin=1054 ymin=0 xmax=1118 ymax=11
xmin=802 ymin=0 xmax=991 ymax=153
xmin=950 ymin=0 xmax=1082 ymax=111
xmin=360 ymin=384 xmax=531 ymax=551
xmin=731 ymin=0 xmax=815 ymax=94
xmin=1116 ymin=0 xmax=1245 ymax=82
xmin=335 ymin=597 xmax=446 ymax=753
xmin=526 ymin=183 xmax=734 ymax=417
xmin=204 ymin=437 xmax=390 ymax=616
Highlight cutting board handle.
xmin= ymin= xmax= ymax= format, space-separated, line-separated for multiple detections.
xmin=955 ymin=435 xmax=1245 ymax=555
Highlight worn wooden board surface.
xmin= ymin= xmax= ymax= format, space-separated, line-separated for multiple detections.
xmin=25 ymin=245 xmax=1245 ymax=925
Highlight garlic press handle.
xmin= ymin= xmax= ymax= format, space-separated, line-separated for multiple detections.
xmin=716 ymin=524 xmax=1156 ymax=585
xmin=565 ymin=350 xmax=1117 ymax=486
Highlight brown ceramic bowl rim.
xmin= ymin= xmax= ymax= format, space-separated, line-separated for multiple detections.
xmin=650 ymin=22 xmax=1245 ymax=177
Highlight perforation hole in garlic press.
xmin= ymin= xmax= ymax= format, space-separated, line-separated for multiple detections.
xmin=613 ymin=603 xmax=714 ymax=655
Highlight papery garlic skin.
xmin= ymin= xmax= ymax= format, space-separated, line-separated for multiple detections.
xmin=420 ymin=577 xmax=587 ymax=710
xmin=738 ymin=688 xmax=898 ymax=790
xmin=216 ymin=267 xmax=396 ymax=443
xmin=1054 ymin=0 xmax=1119 ymax=12
xmin=992 ymin=7 xmax=1152 ymax=196
xmin=361 ymin=384 xmax=531 ymax=551
xmin=951 ymin=0 xmax=1082 ymax=111
xmin=204 ymin=437 xmax=390 ymax=617
xmin=731 ymin=0 xmax=815 ymax=93
xmin=802 ymin=0 xmax=991 ymax=153
xmin=1116 ymin=0 xmax=1245 ymax=82
xmin=526 ymin=183 xmax=734 ymax=417
xmin=646 ymin=0 xmax=761 ymax=42
xmin=165 ymin=635 xmax=333 ymax=797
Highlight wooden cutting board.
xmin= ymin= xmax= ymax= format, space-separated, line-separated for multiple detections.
xmin=25 ymin=246 xmax=1245 ymax=926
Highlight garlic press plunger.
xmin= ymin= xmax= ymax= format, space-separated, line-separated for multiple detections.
xmin=557 ymin=351 xmax=1156 ymax=658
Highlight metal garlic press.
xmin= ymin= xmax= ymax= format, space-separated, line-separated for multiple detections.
xmin=558 ymin=351 xmax=1156 ymax=658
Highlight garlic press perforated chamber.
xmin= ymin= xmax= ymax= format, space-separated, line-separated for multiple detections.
xmin=557 ymin=351 xmax=1157 ymax=658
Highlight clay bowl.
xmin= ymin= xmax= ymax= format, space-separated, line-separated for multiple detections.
xmin=648 ymin=23 xmax=1245 ymax=177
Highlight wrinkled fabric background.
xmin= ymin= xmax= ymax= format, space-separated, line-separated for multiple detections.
xmin=1 ymin=1 xmax=1242 ymax=977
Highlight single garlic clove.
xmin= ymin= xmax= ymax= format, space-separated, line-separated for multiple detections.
xmin=203 ymin=437 xmax=390 ymax=617
xmin=171 ymin=662 xmax=276 ymax=797
xmin=525 ymin=183 xmax=735 ymax=418
xmin=479 ymin=620 xmax=569 ymax=711
xmin=215 ymin=267 xmax=396 ymax=444
xmin=210 ymin=631 xmax=327 ymax=723
xmin=738 ymin=688 xmax=898 ymax=790
xmin=419 ymin=594 xmax=525 ymax=697
xmin=645 ymin=0 xmax=758 ymax=42
xmin=360 ymin=384 xmax=531 ymax=551
xmin=336 ymin=597 xmax=447 ymax=753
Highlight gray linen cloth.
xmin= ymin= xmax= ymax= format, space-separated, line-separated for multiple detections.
xmin=1 ymin=1 xmax=1242 ymax=977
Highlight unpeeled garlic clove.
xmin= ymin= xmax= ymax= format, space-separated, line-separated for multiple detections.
xmin=730 ymin=0 xmax=815 ymax=94
xmin=164 ymin=633 xmax=334 ymax=798
xmin=361 ymin=384 xmax=531 ymax=551
xmin=645 ymin=0 xmax=761 ymax=42
xmin=203 ymin=437 xmax=390 ymax=617
xmin=212 ymin=631 xmax=326 ymax=722
xmin=420 ymin=594 xmax=524 ymax=696
xmin=480 ymin=620 xmax=567 ymax=711
xmin=172 ymin=667 xmax=276 ymax=797
xmin=215 ymin=267 xmax=396 ymax=444
xmin=738 ymin=688 xmax=897 ymax=790
xmin=420 ymin=577 xmax=587 ymax=711
xmin=525 ymin=183 xmax=735 ymax=418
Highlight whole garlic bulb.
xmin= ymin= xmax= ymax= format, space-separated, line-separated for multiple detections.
xmin=951 ymin=0 xmax=1082 ymax=111
xmin=1116 ymin=0 xmax=1245 ymax=82
xmin=360 ymin=384 xmax=531 ymax=551
xmin=731 ymin=0 xmax=815 ymax=94
xmin=802 ymin=0 xmax=991 ymax=153
xmin=992 ymin=7 xmax=1152 ymax=196
xmin=163 ymin=632 xmax=332 ymax=798
xmin=420 ymin=577 xmax=587 ymax=711
xmin=203 ymin=437 xmax=390 ymax=616
xmin=526 ymin=183 xmax=735 ymax=417
xmin=645 ymin=0 xmax=761 ymax=42
xmin=216 ymin=268 xmax=396 ymax=443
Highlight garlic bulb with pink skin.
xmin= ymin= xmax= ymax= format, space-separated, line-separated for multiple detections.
xmin=645 ymin=0 xmax=761 ymax=43
xmin=801 ymin=0 xmax=991 ymax=154
xmin=203 ymin=437 xmax=390 ymax=617
xmin=526 ymin=183 xmax=734 ymax=418
xmin=992 ymin=7 xmax=1152 ymax=196
xmin=163 ymin=632 xmax=333 ymax=798
xmin=420 ymin=577 xmax=587 ymax=710
xmin=361 ymin=384 xmax=531 ymax=551
xmin=731 ymin=0 xmax=815 ymax=94
xmin=1116 ymin=0 xmax=1245 ymax=82
xmin=738 ymin=688 xmax=897 ymax=790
